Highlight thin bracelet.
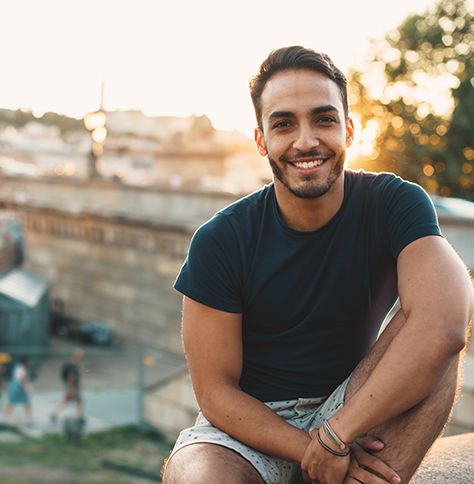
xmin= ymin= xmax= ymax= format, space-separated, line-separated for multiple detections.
xmin=323 ymin=420 xmax=352 ymax=451
xmin=316 ymin=429 xmax=350 ymax=457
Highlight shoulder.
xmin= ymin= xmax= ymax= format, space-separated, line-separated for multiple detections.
xmin=193 ymin=184 xmax=274 ymax=240
xmin=345 ymin=169 xmax=432 ymax=206
xmin=346 ymin=169 xmax=423 ymax=192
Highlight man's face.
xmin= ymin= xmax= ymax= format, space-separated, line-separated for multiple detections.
xmin=255 ymin=69 xmax=354 ymax=200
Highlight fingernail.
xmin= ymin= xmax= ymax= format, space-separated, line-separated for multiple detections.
xmin=309 ymin=426 xmax=317 ymax=433
xmin=392 ymin=475 xmax=401 ymax=483
xmin=374 ymin=440 xmax=384 ymax=446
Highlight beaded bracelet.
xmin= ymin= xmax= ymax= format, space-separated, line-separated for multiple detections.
xmin=316 ymin=429 xmax=350 ymax=457
xmin=323 ymin=420 xmax=352 ymax=452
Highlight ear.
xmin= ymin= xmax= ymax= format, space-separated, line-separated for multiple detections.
xmin=345 ymin=118 xmax=355 ymax=148
xmin=254 ymin=128 xmax=267 ymax=157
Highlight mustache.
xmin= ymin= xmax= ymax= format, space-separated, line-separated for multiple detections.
xmin=280 ymin=149 xmax=331 ymax=163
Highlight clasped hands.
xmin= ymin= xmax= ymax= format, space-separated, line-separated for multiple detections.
xmin=301 ymin=427 xmax=401 ymax=484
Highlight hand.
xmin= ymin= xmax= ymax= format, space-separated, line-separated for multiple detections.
xmin=343 ymin=436 xmax=401 ymax=484
xmin=301 ymin=427 xmax=350 ymax=484
xmin=302 ymin=430 xmax=401 ymax=484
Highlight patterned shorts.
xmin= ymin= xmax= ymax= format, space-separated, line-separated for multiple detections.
xmin=168 ymin=378 xmax=349 ymax=484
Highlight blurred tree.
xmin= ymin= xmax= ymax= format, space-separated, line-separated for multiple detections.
xmin=349 ymin=0 xmax=474 ymax=199
xmin=0 ymin=108 xmax=86 ymax=135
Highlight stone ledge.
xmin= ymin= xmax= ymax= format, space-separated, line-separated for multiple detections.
xmin=413 ymin=432 xmax=474 ymax=483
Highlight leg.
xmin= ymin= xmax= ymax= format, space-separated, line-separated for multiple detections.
xmin=51 ymin=397 xmax=68 ymax=418
xmin=345 ymin=309 xmax=460 ymax=483
xmin=162 ymin=443 xmax=265 ymax=484
xmin=3 ymin=403 xmax=14 ymax=422
xmin=23 ymin=403 xmax=34 ymax=421
xmin=75 ymin=400 xmax=84 ymax=419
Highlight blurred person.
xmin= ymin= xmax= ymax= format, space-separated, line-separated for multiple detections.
xmin=162 ymin=46 xmax=474 ymax=484
xmin=0 ymin=363 xmax=4 ymax=399
xmin=2 ymin=357 xmax=34 ymax=423
xmin=50 ymin=349 xmax=84 ymax=424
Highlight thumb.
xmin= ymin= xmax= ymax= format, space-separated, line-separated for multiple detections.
xmin=308 ymin=426 xmax=319 ymax=439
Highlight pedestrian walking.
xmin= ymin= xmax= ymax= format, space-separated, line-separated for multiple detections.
xmin=2 ymin=356 xmax=34 ymax=424
xmin=51 ymin=348 xmax=84 ymax=424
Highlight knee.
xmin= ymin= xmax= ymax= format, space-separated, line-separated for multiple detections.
xmin=162 ymin=445 xmax=207 ymax=484
xmin=162 ymin=447 xmax=209 ymax=484
xmin=162 ymin=443 xmax=264 ymax=484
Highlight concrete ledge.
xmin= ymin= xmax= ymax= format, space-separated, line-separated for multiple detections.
xmin=413 ymin=432 xmax=474 ymax=483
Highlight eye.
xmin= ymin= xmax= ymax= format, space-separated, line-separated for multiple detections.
xmin=318 ymin=116 xmax=336 ymax=124
xmin=273 ymin=120 xmax=292 ymax=129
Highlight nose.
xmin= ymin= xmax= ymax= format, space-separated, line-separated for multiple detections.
xmin=293 ymin=123 xmax=320 ymax=153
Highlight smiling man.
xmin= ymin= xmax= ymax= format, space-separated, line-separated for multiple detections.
xmin=162 ymin=46 xmax=474 ymax=484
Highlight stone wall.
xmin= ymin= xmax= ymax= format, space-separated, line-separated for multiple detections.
xmin=0 ymin=176 xmax=238 ymax=354
xmin=144 ymin=373 xmax=199 ymax=441
xmin=17 ymin=209 xmax=187 ymax=353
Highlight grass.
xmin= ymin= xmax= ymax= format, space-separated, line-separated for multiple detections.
xmin=0 ymin=425 xmax=174 ymax=483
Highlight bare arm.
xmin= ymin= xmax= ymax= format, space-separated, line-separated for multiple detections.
xmin=19 ymin=367 xmax=32 ymax=394
xmin=331 ymin=236 xmax=473 ymax=440
xmin=182 ymin=296 xmax=311 ymax=464
xmin=302 ymin=235 xmax=474 ymax=482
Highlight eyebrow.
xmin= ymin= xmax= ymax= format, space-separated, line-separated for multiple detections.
xmin=268 ymin=104 xmax=340 ymax=121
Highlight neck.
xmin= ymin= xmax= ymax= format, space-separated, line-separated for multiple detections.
xmin=274 ymin=175 xmax=345 ymax=232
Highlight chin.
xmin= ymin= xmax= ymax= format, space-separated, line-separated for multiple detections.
xmin=270 ymin=156 xmax=344 ymax=200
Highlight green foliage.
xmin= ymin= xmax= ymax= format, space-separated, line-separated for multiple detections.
xmin=0 ymin=108 xmax=86 ymax=135
xmin=349 ymin=0 xmax=474 ymax=199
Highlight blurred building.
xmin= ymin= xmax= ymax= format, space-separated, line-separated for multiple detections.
xmin=0 ymin=109 xmax=271 ymax=195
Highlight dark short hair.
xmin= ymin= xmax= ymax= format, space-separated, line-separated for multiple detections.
xmin=249 ymin=46 xmax=349 ymax=130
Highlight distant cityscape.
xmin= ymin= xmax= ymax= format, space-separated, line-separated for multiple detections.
xmin=0 ymin=108 xmax=271 ymax=195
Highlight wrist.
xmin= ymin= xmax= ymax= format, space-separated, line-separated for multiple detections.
xmin=317 ymin=427 xmax=350 ymax=457
xmin=325 ymin=419 xmax=353 ymax=451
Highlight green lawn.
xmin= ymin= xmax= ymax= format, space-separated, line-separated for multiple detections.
xmin=0 ymin=426 xmax=173 ymax=483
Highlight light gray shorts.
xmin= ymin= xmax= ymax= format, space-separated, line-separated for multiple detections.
xmin=169 ymin=377 xmax=349 ymax=484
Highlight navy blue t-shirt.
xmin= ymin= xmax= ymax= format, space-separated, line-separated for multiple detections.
xmin=174 ymin=170 xmax=442 ymax=402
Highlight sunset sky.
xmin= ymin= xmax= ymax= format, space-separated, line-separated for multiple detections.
xmin=1 ymin=0 xmax=436 ymax=137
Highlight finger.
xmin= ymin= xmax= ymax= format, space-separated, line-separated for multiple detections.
xmin=348 ymin=464 xmax=400 ymax=484
xmin=356 ymin=435 xmax=385 ymax=451
xmin=344 ymin=477 xmax=365 ymax=484
xmin=351 ymin=452 xmax=400 ymax=484
xmin=302 ymin=469 xmax=311 ymax=483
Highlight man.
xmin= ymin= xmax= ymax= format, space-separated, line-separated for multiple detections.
xmin=51 ymin=348 xmax=84 ymax=424
xmin=162 ymin=46 xmax=473 ymax=484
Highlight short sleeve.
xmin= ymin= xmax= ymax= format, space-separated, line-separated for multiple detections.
xmin=174 ymin=214 xmax=244 ymax=313
xmin=380 ymin=177 xmax=442 ymax=259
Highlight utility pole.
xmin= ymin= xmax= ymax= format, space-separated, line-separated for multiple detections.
xmin=83 ymin=81 xmax=107 ymax=179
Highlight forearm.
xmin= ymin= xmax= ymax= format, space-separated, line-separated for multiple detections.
xmin=183 ymin=298 xmax=312 ymax=465
xmin=332 ymin=312 xmax=465 ymax=443
xmin=200 ymin=384 xmax=311 ymax=464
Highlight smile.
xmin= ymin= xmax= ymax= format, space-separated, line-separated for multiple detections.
xmin=292 ymin=159 xmax=326 ymax=169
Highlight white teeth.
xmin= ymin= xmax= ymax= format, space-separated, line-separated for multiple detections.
xmin=294 ymin=159 xmax=324 ymax=168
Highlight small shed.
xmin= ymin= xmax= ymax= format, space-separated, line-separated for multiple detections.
xmin=0 ymin=268 xmax=50 ymax=348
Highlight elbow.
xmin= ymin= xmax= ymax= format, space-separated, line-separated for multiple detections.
xmin=445 ymin=327 xmax=467 ymax=355
xmin=197 ymin=383 xmax=240 ymax=423
xmin=198 ymin=393 xmax=215 ymax=417
xmin=439 ymin=313 xmax=471 ymax=357
xmin=442 ymin=290 xmax=474 ymax=356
